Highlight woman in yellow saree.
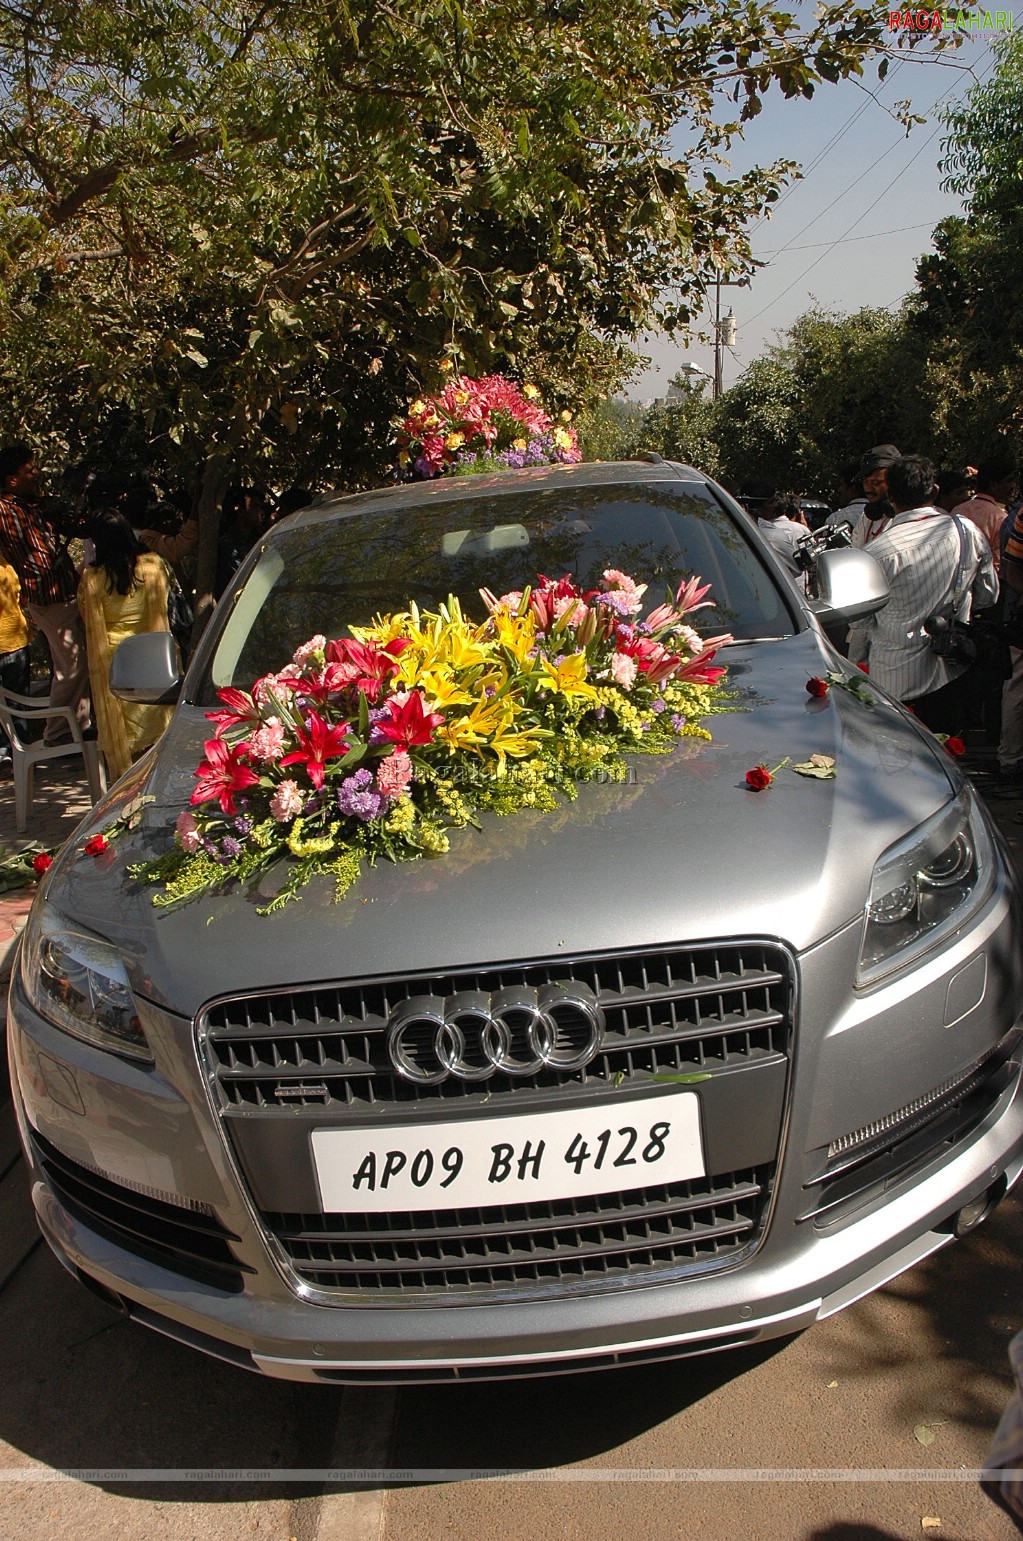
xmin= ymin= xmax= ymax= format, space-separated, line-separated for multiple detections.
xmin=78 ymin=512 xmax=176 ymax=782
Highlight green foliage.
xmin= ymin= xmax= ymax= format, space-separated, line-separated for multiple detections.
xmin=576 ymin=398 xmax=646 ymax=463
xmin=714 ymin=307 xmax=937 ymax=491
xmin=0 ymin=0 xmax=897 ymax=521
xmin=641 ymin=379 xmax=722 ymax=476
xmin=903 ymin=34 xmax=1023 ymax=463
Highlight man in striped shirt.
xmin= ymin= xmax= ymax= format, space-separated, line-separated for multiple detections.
xmin=0 ymin=443 xmax=89 ymax=743
xmin=855 ymin=454 xmax=998 ymax=732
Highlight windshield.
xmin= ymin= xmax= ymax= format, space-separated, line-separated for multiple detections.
xmin=199 ymin=480 xmax=795 ymax=701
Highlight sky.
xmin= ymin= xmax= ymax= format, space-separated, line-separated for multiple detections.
xmin=625 ymin=27 xmax=1000 ymax=401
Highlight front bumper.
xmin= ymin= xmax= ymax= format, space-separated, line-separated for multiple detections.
xmin=8 ymin=879 xmax=1023 ymax=1383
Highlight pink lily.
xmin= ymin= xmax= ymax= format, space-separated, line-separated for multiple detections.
xmin=675 ymin=576 xmax=715 ymax=615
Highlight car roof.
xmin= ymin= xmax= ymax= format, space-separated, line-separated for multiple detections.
xmin=287 ymin=460 xmax=714 ymax=527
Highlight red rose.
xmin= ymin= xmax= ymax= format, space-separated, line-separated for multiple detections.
xmin=944 ymin=736 xmax=966 ymax=757
xmin=805 ymin=677 xmax=829 ymax=698
xmin=84 ymin=834 xmax=109 ymax=857
xmin=745 ymin=765 xmax=772 ymax=791
xmin=32 ymin=853 xmax=53 ymax=875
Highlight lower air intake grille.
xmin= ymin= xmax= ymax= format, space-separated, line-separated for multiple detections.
xmin=33 ymin=1131 xmax=250 ymax=1293
xmin=805 ymin=1030 xmax=1022 ymax=1226
xmin=265 ymin=1165 xmax=772 ymax=1294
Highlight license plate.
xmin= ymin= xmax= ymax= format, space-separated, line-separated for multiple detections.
xmin=311 ymin=1092 xmax=704 ymax=1213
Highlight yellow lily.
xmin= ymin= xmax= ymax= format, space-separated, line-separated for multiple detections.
xmin=539 ymin=652 xmax=598 ymax=702
xmin=489 ymin=609 xmax=539 ymax=668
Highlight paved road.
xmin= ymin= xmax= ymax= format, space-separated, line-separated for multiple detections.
xmin=2 ymin=755 xmax=1022 ymax=1540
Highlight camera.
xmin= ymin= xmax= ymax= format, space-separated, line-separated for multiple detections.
xmin=793 ymin=520 xmax=853 ymax=574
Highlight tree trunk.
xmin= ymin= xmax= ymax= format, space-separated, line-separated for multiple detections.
xmin=189 ymin=412 xmax=248 ymax=647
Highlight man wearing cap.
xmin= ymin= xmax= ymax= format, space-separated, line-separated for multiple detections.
xmin=850 ymin=444 xmax=900 ymax=548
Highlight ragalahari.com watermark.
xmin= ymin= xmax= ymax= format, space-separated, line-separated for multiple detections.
xmin=888 ymin=7 xmax=1013 ymax=27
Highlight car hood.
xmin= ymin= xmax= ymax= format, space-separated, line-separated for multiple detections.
xmin=44 ymin=634 xmax=959 ymax=1017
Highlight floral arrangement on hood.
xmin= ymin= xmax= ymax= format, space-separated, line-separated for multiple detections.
xmin=397 ymin=374 xmax=581 ymax=478
xmin=134 ymin=570 xmax=731 ymax=914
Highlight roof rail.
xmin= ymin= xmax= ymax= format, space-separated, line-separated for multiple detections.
xmin=633 ymin=450 xmax=664 ymax=464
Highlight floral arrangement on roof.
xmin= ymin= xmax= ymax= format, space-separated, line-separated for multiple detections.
xmin=133 ymin=570 xmax=732 ymax=914
xmin=397 ymin=373 xmax=582 ymax=478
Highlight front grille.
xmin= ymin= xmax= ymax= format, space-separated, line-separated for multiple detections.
xmin=200 ymin=942 xmax=792 ymax=1299
xmin=32 ymin=1131 xmax=250 ymax=1293
xmin=202 ymin=941 xmax=791 ymax=1111
xmin=268 ymin=1165 xmax=772 ymax=1293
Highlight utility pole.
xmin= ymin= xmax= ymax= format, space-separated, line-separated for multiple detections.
xmin=712 ymin=273 xmax=741 ymax=400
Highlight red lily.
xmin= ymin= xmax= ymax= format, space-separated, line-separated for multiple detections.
xmin=325 ymin=637 xmax=410 ymax=703
xmin=279 ymin=711 xmax=350 ymax=788
xmin=529 ymin=574 xmax=592 ymax=632
xmin=278 ymin=661 xmax=357 ymax=706
xmin=374 ymin=690 xmax=445 ymax=749
xmin=612 ymin=633 xmax=680 ymax=682
xmin=191 ymin=737 xmax=260 ymax=814
xmin=205 ymin=686 xmax=262 ymax=738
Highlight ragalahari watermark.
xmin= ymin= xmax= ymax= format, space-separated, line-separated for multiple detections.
xmin=888 ymin=7 xmax=1013 ymax=27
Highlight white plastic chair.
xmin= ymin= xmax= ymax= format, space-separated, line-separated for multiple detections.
xmin=0 ymin=686 xmax=107 ymax=832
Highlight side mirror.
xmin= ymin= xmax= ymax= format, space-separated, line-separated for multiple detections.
xmin=808 ymin=546 xmax=890 ymax=626
xmin=109 ymin=632 xmax=183 ymax=705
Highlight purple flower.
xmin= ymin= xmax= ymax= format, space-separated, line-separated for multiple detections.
xmin=338 ymin=767 xmax=386 ymax=822
xmin=652 ymin=699 xmax=666 ymax=715
xmin=234 ymin=816 xmax=252 ymax=836
xmin=203 ymin=837 xmax=219 ymax=858
xmin=671 ymin=713 xmax=687 ymax=731
xmin=221 ymin=836 xmax=242 ymax=858
xmin=595 ymin=591 xmax=632 ymax=618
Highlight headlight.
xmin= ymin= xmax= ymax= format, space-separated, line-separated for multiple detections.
xmin=857 ymin=791 xmax=996 ymax=987
xmin=19 ymin=904 xmax=152 ymax=1063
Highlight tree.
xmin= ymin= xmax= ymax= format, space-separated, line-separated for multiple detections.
xmin=906 ymin=34 xmax=1023 ymax=463
xmin=712 ymin=306 xmax=936 ymax=493
xmin=0 ymin=0 xmax=901 ymax=621
xmin=641 ymin=375 xmax=721 ymax=475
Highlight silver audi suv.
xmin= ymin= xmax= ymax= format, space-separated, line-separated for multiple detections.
xmin=7 ymin=460 xmax=1023 ymax=1382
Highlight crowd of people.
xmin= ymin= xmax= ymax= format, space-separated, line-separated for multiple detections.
xmin=0 ymin=442 xmax=310 ymax=783
xmin=742 ymin=444 xmax=1022 ymax=749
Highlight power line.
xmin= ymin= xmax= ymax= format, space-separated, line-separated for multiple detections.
xmin=758 ymin=219 xmax=938 ymax=254
xmin=755 ymin=45 xmax=990 ymax=264
xmin=740 ymin=50 xmax=994 ymax=331
xmin=749 ymin=61 xmax=905 ymax=230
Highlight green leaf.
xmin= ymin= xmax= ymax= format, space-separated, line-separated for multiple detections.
xmin=649 ymin=1072 xmax=712 ymax=1085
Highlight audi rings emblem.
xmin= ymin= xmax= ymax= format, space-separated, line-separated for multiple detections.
xmin=387 ymin=984 xmax=605 ymax=1085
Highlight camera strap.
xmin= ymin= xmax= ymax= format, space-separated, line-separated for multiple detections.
xmin=933 ymin=513 xmax=970 ymax=623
